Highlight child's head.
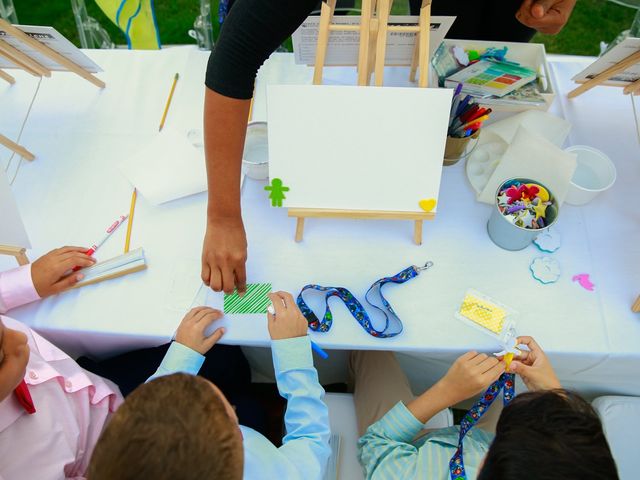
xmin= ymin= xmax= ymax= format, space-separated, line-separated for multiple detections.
xmin=0 ymin=319 xmax=30 ymax=401
xmin=478 ymin=389 xmax=618 ymax=479
xmin=88 ymin=373 xmax=243 ymax=480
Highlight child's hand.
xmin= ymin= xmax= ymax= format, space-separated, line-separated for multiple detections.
xmin=508 ymin=336 xmax=561 ymax=391
xmin=267 ymin=291 xmax=308 ymax=340
xmin=175 ymin=307 xmax=225 ymax=355
xmin=31 ymin=247 xmax=96 ymax=298
xmin=438 ymin=351 xmax=506 ymax=405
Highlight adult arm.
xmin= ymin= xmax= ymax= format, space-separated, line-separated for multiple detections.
xmin=202 ymin=0 xmax=317 ymax=294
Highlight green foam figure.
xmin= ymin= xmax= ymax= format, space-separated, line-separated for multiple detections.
xmin=264 ymin=178 xmax=289 ymax=207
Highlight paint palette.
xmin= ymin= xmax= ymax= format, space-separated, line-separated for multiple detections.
xmin=445 ymin=60 xmax=537 ymax=98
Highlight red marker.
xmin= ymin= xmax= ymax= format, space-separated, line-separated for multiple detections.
xmin=73 ymin=214 xmax=128 ymax=271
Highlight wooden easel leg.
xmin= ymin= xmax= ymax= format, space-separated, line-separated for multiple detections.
xmin=295 ymin=217 xmax=305 ymax=242
xmin=633 ymin=295 xmax=640 ymax=313
xmin=624 ymin=77 xmax=640 ymax=95
xmin=0 ymin=69 xmax=15 ymax=84
xmin=0 ymin=133 xmax=35 ymax=160
xmin=417 ymin=0 xmax=432 ymax=88
xmin=313 ymin=0 xmax=337 ymax=85
xmin=374 ymin=0 xmax=390 ymax=87
xmin=409 ymin=39 xmax=419 ymax=83
xmin=0 ymin=245 xmax=29 ymax=266
xmin=357 ymin=0 xmax=374 ymax=86
xmin=413 ymin=220 xmax=423 ymax=245
xmin=569 ymin=50 xmax=640 ymax=99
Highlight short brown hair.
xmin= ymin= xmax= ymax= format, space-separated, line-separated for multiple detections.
xmin=88 ymin=373 xmax=243 ymax=480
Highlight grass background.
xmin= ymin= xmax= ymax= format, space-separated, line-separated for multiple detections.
xmin=11 ymin=0 xmax=638 ymax=55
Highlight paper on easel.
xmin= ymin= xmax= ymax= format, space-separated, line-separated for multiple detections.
xmin=0 ymin=25 xmax=102 ymax=73
xmin=119 ymin=129 xmax=207 ymax=205
xmin=477 ymin=126 xmax=577 ymax=205
xmin=292 ymin=15 xmax=455 ymax=66
xmin=0 ymin=168 xmax=31 ymax=249
xmin=573 ymin=37 xmax=640 ymax=87
xmin=267 ymin=84 xmax=452 ymax=213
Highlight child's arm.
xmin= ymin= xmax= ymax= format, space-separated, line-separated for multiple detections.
xmin=0 ymin=247 xmax=94 ymax=313
xmin=268 ymin=292 xmax=331 ymax=480
xmin=147 ymin=307 xmax=225 ymax=381
xmin=358 ymin=351 xmax=505 ymax=479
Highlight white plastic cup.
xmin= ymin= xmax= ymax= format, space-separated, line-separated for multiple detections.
xmin=564 ymin=145 xmax=616 ymax=206
xmin=242 ymin=121 xmax=269 ymax=180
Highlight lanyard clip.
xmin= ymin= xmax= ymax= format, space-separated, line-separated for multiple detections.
xmin=415 ymin=261 xmax=434 ymax=272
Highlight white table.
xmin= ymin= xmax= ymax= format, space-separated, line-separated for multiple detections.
xmin=1 ymin=47 xmax=639 ymax=396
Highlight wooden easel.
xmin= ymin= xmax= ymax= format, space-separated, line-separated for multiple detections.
xmin=0 ymin=19 xmax=105 ymax=160
xmin=313 ymin=0 xmax=433 ymax=87
xmin=292 ymin=0 xmax=435 ymax=245
xmin=568 ymin=50 xmax=640 ymax=98
xmin=0 ymin=245 xmax=29 ymax=265
xmin=633 ymin=295 xmax=640 ymax=313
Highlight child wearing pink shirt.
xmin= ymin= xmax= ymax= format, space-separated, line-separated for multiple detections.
xmin=0 ymin=247 xmax=242 ymax=479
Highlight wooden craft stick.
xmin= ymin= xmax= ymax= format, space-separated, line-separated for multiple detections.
xmin=374 ymin=0 xmax=391 ymax=87
xmin=159 ymin=73 xmax=179 ymax=131
xmin=312 ymin=0 xmax=336 ymax=85
xmin=633 ymin=295 xmax=640 ymax=313
xmin=0 ymin=133 xmax=35 ymax=160
xmin=417 ymin=0 xmax=432 ymax=88
xmin=124 ymin=188 xmax=137 ymax=253
xmin=0 ymin=245 xmax=29 ymax=265
xmin=0 ymin=69 xmax=15 ymax=84
xmin=72 ymin=264 xmax=147 ymax=289
xmin=0 ymin=19 xmax=105 ymax=88
xmin=0 ymin=39 xmax=51 ymax=77
xmin=568 ymin=50 xmax=640 ymax=99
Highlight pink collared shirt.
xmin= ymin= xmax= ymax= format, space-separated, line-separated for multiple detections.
xmin=0 ymin=264 xmax=124 ymax=480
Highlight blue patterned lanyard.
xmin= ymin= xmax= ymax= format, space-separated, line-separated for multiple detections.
xmin=296 ymin=262 xmax=433 ymax=338
xmin=218 ymin=0 xmax=229 ymax=24
xmin=449 ymin=373 xmax=516 ymax=480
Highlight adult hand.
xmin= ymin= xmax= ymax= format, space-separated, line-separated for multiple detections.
xmin=267 ymin=291 xmax=308 ymax=341
xmin=31 ymin=246 xmax=96 ymax=297
xmin=437 ymin=351 xmax=505 ymax=405
xmin=175 ymin=307 xmax=225 ymax=355
xmin=201 ymin=216 xmax=247 ymax=295
xmin=516 ymin=0 xmax=577 ymax=35
xmin=508 ymin=336 xmax=561 ymax=391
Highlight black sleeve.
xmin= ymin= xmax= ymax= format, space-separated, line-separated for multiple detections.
xmin=205 ymin=0 xmax=319 ymax=99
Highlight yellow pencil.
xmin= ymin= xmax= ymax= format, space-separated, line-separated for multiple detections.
xmin=159 ymin=73 xmax=179 ymax=132
xmin=124 ymin=188 xmax=137 ymax=253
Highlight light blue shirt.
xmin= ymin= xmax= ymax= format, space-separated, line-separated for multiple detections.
xmin=148 ymin=337 xmax=331 ymax=480
xmin=358 ymin=401 xmax=494 ymax=480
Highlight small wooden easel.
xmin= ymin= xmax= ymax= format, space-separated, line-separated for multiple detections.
xmin=0 ymin=245 xmax=29 ymax=266
xmin=313 ymin=0 xmax=433 ymax=87
xmin=0 ymin=19 xmax=105 ymax=161
xmin=568 ymin=49 xmax=640 ymax=98
xmin=290 ymin=0 xmax=436 ymax=245
xmin=633 ymin=294 xmax=640 ymax=313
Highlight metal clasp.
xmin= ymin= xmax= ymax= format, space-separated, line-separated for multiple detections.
xmin=416 ymin=261 xmax=434 ymax=272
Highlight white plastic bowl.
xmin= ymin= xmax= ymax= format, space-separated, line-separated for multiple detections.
xmin=242 ymin=121 xmax=269 ymax=180
xmin=564 ymin=145 xmax=616 ymax=206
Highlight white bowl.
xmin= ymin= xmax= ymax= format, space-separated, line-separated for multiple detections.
xmin=564 ymin=145 xmax=616 ymax=206
xmin=242 ymin=121 xmax=269 ymax=180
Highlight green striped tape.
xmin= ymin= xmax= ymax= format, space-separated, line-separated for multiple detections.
xmin=224 ymin=283 xmax=272 ymax=314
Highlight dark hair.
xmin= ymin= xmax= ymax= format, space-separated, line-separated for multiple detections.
xmin=88 ymin=373 xmax=243 ymax=480
xmin=478 ymin=389 xmax=618 ymax=480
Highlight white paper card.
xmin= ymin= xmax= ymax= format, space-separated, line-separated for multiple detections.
xmin=0 ymin=168 xmax=31 ymax=248
xmin=119 ymin=129 xmax=207 ymax=205
xmin=478 ymin=126 xmax=577 ymax=205
xmin=292 ymin=16 xmax=455 ymax=66
xmin=267 ymin=85 xmax=452 ymax=212
xmin=0 ymin=25 xmax=102 ymax=73
xmin=572 ymin=37 xmax=640 ymax=86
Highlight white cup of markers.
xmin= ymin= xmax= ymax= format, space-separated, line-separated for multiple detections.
xmin=447 ymin=86 xmax=491 ymax=139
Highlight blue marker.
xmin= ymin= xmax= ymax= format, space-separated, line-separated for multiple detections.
xmin=268 ymin=304 xmax=329 ymax=359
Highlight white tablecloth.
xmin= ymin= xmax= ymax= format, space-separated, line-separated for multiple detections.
xmin=1 ymin=47 xmax=638 ymax=396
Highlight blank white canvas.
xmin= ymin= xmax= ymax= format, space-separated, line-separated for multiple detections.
xmin=0 ymin=168 xmax=31 ymax=248
xmin=267 ymin=85 xmax=452 ymax=212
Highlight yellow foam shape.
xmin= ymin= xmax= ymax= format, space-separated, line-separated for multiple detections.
xmin=419 ymin=198 xmax=437 ymax=212
xmin=459 ymin=294 xmax=506 ymax=334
